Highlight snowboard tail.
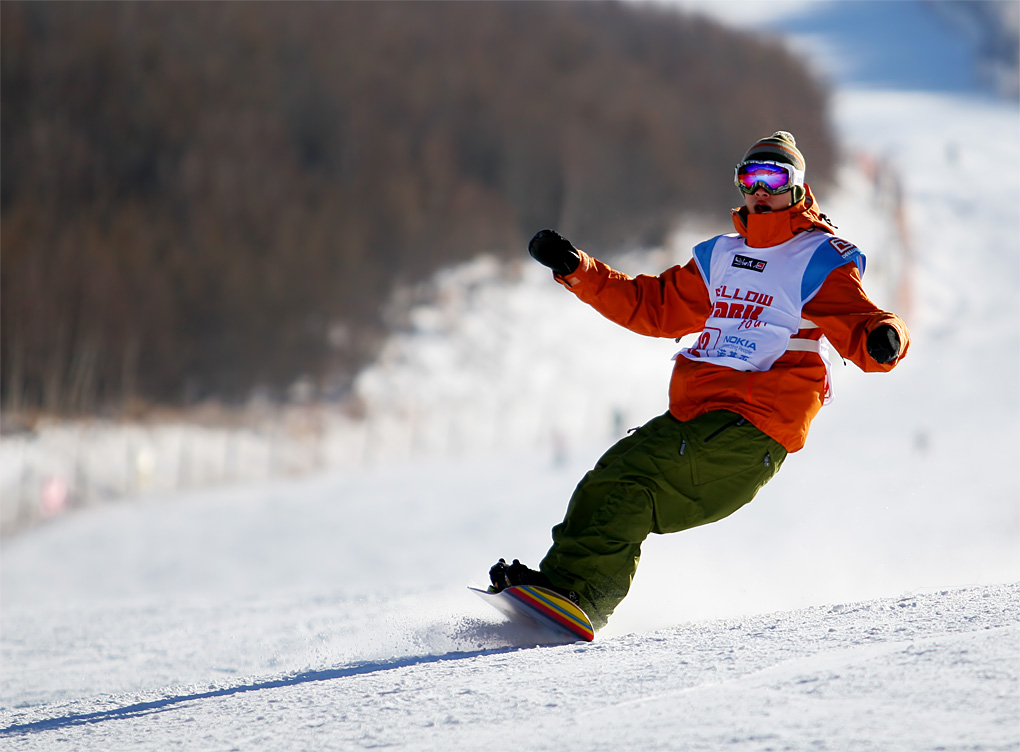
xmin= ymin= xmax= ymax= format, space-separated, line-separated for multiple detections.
xmin=470 ymin=584 xmax=595 ymax=642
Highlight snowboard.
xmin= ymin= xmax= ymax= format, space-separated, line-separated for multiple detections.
xmin=469 ymin=584 xmax=595 ymax=642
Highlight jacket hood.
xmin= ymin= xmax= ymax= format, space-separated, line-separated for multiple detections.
xmin=731 ymin=184 xmax=837 ymax=248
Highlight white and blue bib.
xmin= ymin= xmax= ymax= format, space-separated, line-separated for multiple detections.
xmin=678 ymin=231 xmax=865 ymax=373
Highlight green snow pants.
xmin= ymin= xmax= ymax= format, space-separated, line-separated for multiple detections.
xmin=539 ymin=410 xmax=787 ymax=630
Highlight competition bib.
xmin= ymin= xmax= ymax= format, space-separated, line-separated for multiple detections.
xmin=679 ymin=232 xmax=864 ymax=372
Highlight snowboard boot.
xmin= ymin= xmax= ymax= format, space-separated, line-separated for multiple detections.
xmin=488 ymin=558 xmax=581 ymax=607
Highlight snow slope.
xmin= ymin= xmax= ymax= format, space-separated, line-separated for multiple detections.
xmin=2 ymin=2 xmax=1019 ymax=749
xmin=3 ymin=582 xmax=1017 ymax=751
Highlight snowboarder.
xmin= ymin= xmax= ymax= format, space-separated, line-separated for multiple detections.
xmin=489 ymin=131 xmax=911 ymax=631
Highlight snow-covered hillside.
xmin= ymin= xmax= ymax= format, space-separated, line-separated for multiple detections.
xmin=3 ymin=581 xmax=1016 ymax=751
xmin=2 ymin=1 xmax=1018 ymax=749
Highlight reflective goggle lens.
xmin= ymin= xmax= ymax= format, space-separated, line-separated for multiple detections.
xmin=735 ymin=162 xmax=794 ymax=194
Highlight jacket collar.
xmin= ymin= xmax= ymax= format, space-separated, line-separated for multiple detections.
xmin=730 ymin=184 xmax=836 ymax=248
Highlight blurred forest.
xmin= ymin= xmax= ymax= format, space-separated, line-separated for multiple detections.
xmin=1 ymin=1 xmax=836 ymax=416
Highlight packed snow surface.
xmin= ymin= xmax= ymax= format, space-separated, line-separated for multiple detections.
xmin=3 ymin=581 xmax=1017 ymax=751
xmin=2 ymin=2 xmax=1018 ymax=750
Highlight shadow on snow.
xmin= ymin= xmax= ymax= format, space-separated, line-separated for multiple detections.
xmin=2 ymin=619 xmax=582 ymax=737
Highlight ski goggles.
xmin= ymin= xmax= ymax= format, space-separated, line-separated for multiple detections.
xmin=734 ymin=160 xmax=805 ymax=195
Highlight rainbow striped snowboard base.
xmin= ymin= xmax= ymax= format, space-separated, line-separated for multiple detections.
xmin=470 ymin=584 xmax=595 ymax=642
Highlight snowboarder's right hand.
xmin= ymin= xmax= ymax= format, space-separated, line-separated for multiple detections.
xmin=528 ymin=229 xmax=580 ymax=276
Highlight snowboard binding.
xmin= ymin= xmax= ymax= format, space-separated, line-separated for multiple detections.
xmin=488 ymin=558 xmax=580 ymax=607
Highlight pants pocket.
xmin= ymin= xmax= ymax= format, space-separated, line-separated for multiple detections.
xmin=655 ymin=413 xmax=785 ymax=533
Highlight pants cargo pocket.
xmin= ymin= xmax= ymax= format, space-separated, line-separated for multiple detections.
xmin=653 ymin=411 xmax=785 ymax=533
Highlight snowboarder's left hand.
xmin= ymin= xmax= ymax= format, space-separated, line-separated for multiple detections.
xmin=866 ymin=324 xmax=900 ymax=364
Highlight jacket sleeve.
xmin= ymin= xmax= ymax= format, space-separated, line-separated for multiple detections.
xmin=803 ymin=263 xmax=911 ymax=371
xmin=555 ymin=250 xmax=712 ymax=339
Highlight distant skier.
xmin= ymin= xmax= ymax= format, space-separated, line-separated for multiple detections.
xmin=489 ymin=131 xmax=910 ymax=631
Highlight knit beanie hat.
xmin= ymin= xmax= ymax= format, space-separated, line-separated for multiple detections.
xmin=739 ymin=131 xmax=806 ymax=204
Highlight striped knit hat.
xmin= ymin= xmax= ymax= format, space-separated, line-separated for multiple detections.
xmin=740 ymin=131 xmax=806 ymax=203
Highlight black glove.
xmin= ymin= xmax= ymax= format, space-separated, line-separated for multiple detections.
xmin=866 ymin=324 xmax=900 ymax=364
xmin=528 ymin=229 xmax=580 ymax=276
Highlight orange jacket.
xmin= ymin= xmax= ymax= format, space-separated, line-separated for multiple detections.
xmin=556 ymin=187 xmax=910 ymax=452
